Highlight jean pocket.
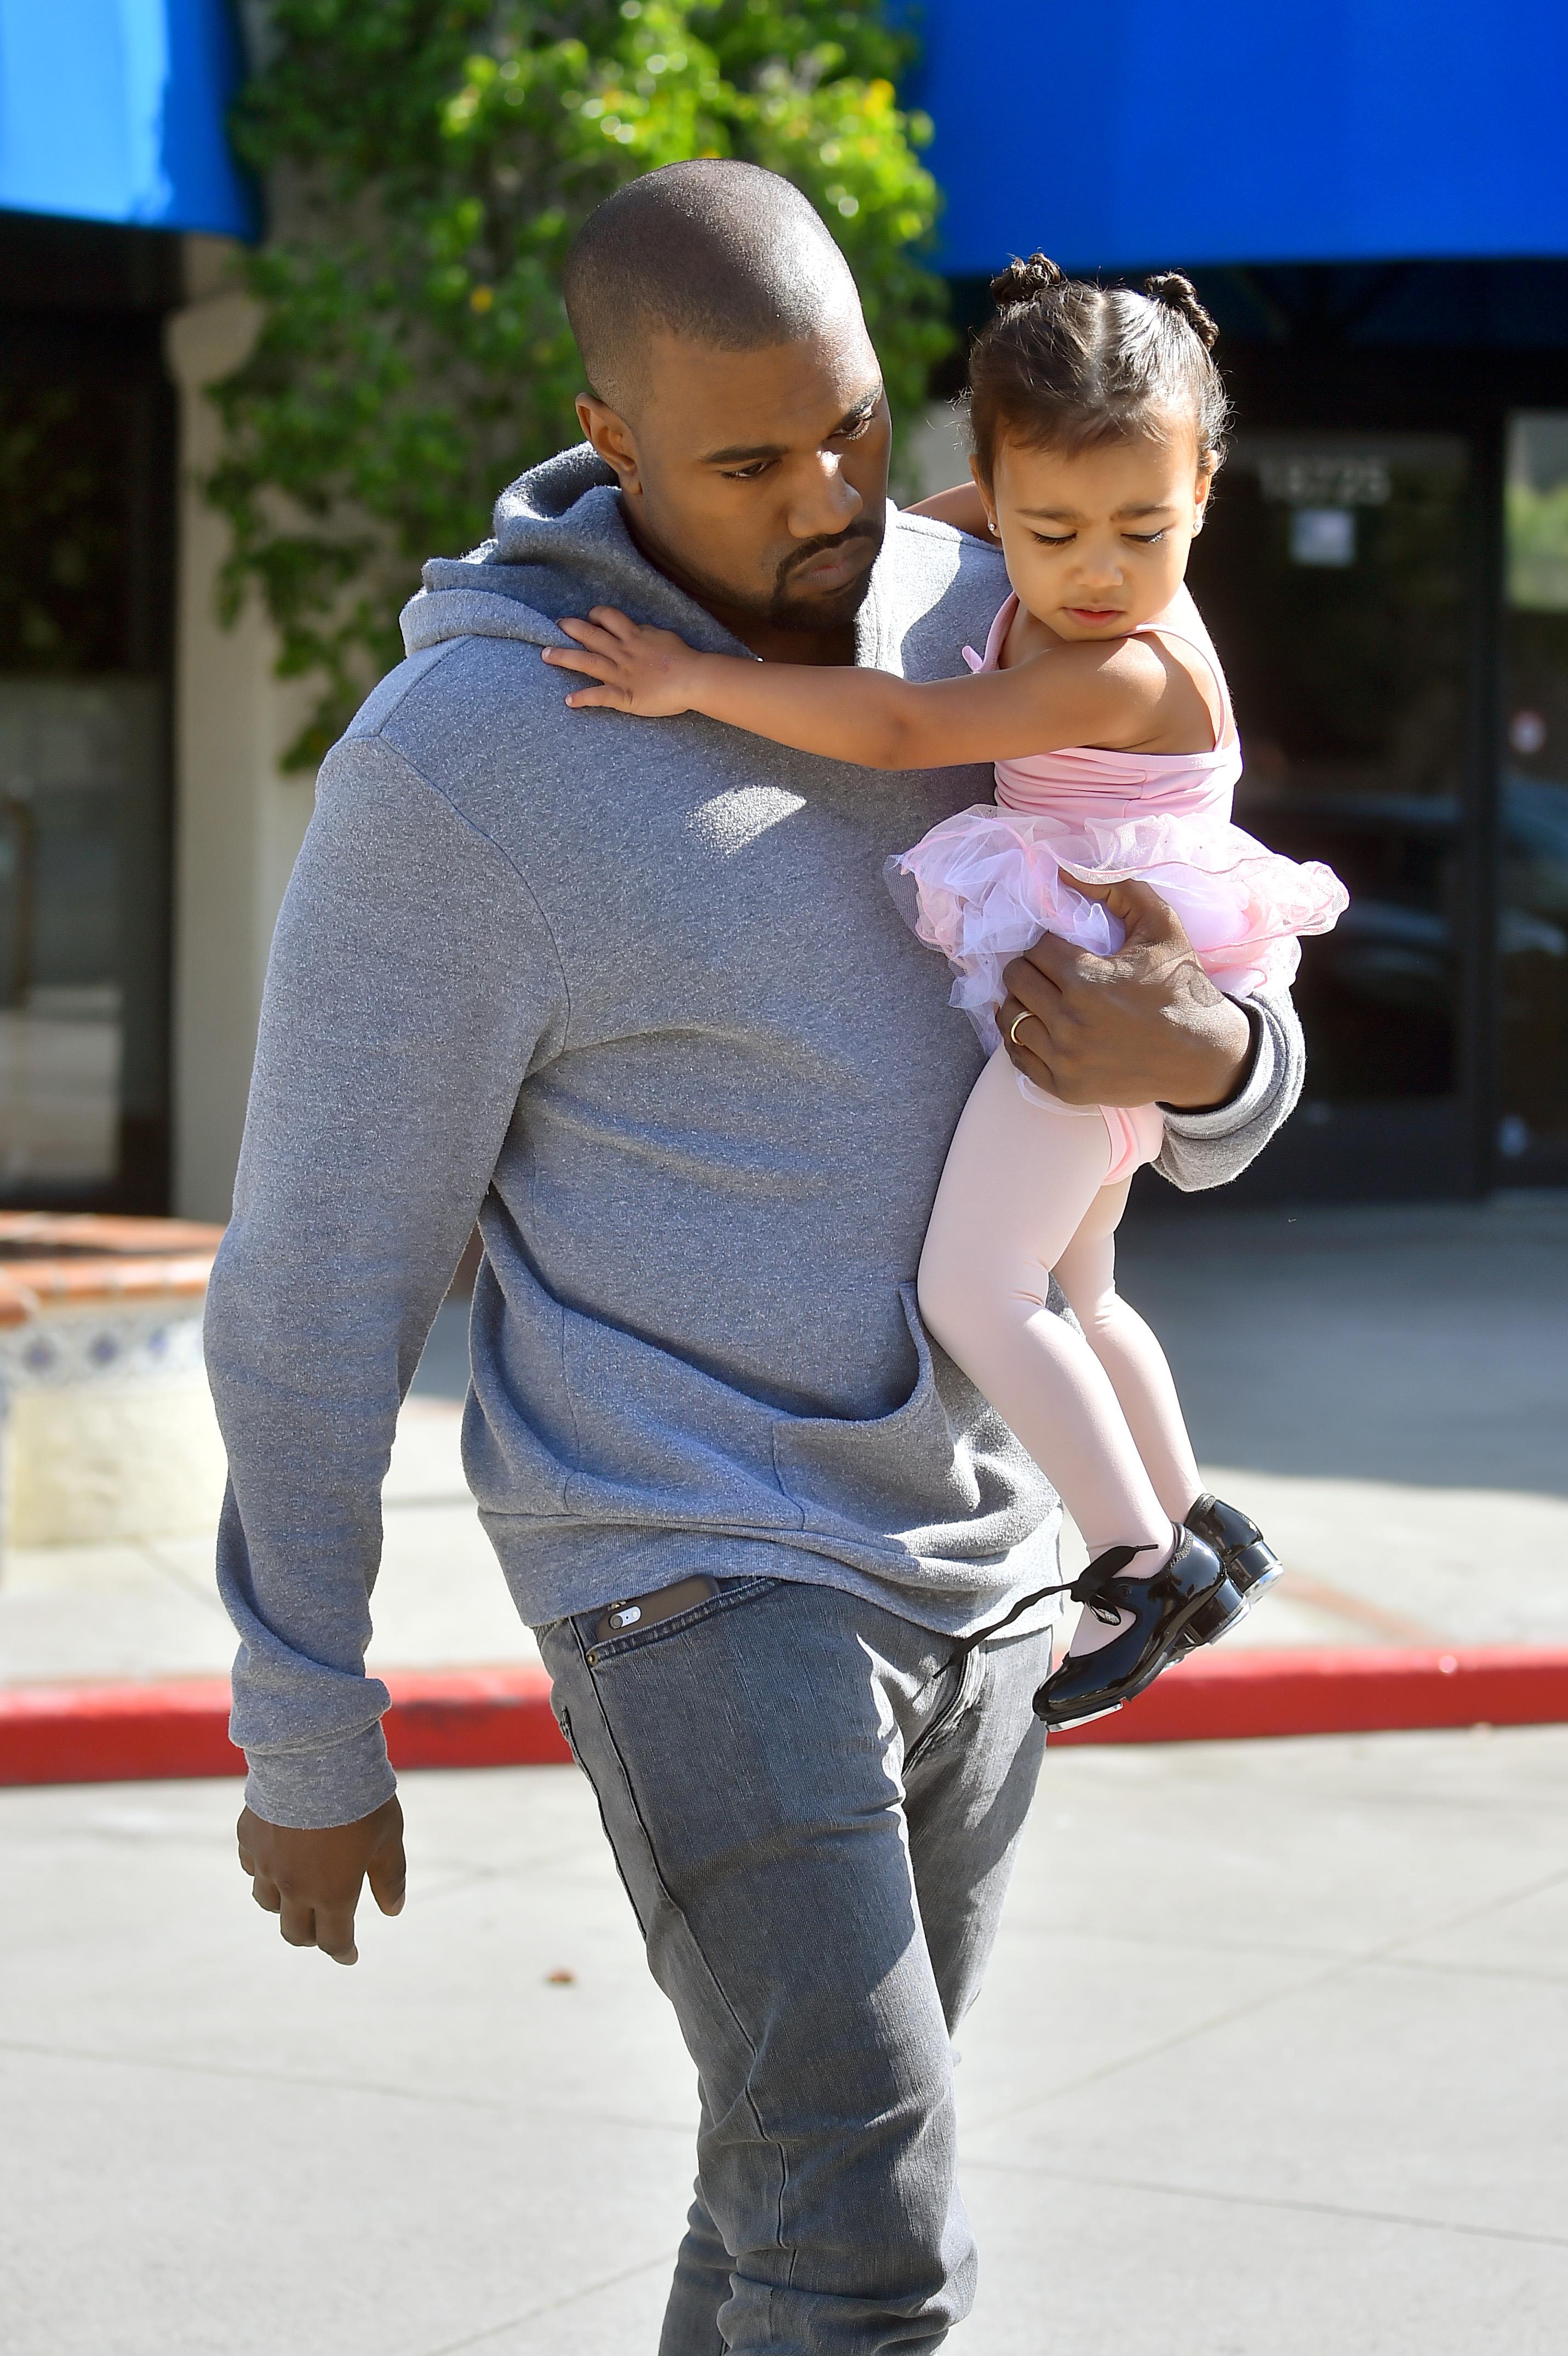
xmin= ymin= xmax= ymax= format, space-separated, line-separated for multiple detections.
xmin=580 ymin=1574 xmax=781 ymax=1668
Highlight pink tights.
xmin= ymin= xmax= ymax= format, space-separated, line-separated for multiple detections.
xmin=917 ymin=1049 xmax=1203 ymax=1645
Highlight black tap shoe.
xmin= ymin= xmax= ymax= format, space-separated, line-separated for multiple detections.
xmin=1032 ymin=1530 xmax=1244 ymax=1731
xmin=1184 ymin=1492 xmax=1281 ymax=1601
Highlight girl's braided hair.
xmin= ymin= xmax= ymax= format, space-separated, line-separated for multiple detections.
xmin=968 ymin=254 xmax=1229 ymax=482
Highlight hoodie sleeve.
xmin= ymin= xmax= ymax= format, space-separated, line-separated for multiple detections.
xmin=1153 ymin=987 xmax=1305 ymax=1193
xmin=206 ymin=733 xmax=569 ymax=1829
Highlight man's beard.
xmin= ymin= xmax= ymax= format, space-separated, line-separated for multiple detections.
xmin=668 ymin=513 xmax=886 ymax=635
xmin=759 ymin=516 xmax=886 ymax=632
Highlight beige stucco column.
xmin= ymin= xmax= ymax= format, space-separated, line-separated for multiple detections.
xmin=163 ymin=237 xmax=317 ymax=1222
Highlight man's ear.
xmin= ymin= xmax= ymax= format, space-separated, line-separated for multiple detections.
xmin=576 ymin=393 xmax=643 ymax=497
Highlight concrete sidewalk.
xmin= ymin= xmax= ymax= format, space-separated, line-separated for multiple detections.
xmin=3 ymin=1192 xmax=1564 ymax=1686
xmin=1117 ymin=1187 xmax=1568 ymax=1646
xmin=0 ymin=1396 xmax=537 ymax=1688
xmin=3 ymin=1194 xmax=1566 ymax=2352
xmin=3 ymin=1726 xmax=1566 ymax=2353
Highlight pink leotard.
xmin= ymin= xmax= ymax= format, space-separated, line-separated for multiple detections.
xmin=889 ymin=586 xmax=1347 ymax=1056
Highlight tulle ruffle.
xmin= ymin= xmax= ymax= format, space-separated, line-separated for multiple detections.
xmin=889 ymin=804 xmax=1348 ymax=1054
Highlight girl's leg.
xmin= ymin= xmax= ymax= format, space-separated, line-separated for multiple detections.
xmin=1053 ymin=1183 xmax=1203 ymax=1525
xmin=917 ymin=1053 xmax=1174 ymax=1634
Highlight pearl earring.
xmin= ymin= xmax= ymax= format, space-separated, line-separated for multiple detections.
xmin=987 ymin=517 xmax=1000 ymax=537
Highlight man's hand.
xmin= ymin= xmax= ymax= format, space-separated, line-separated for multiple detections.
xmin=237 ymin=1795 xmax=406 ymax=1966
xmin=542 ymin=606 xmax=707 ymax=716
xmin=998 ymin=877 xmax=1252 ymax=1111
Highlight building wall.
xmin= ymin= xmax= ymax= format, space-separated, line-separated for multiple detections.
xmin=164 ymin=236 xmax=316 ymax=1221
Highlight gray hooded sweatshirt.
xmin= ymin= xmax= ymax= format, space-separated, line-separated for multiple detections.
xmin=206 ymin=446 xmax=1304 ymax=1829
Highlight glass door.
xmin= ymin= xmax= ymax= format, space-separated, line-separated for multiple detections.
xmin=0 ymin=681 xmax=165 ymax=1193
xmin=0 ymin=321 xmax=174 ymax=1206
xmin=1498 ymin=413 xmax=1568 ymax=1177
xmin=1186 ymin=430 xmax=1477 ymax=1198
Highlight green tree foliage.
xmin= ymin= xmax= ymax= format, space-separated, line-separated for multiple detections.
xmin=211 ymin=0 xmax=951 ymax=765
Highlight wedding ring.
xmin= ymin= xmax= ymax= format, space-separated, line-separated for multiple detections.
xmin=1007 ymin=1006 xmax=1032 ymax=1048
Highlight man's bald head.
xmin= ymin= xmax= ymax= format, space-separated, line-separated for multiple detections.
xmin=563 ymin=161 xmax=862 ymax=413
xmin=563 ymin=162 xmax=889 ymax=657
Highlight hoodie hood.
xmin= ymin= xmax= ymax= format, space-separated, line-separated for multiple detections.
xmin=401 ymin=442 xmax=781 ymax=661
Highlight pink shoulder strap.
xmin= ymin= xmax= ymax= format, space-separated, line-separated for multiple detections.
xmin=963 ymin=593 xmax=1017 ymax=678
xmin=1133 ymin=589 xmax=1233 ymax=750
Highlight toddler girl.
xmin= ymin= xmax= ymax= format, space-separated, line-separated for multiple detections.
xmin=543 ymin=256 xmax=1347 ymax=1728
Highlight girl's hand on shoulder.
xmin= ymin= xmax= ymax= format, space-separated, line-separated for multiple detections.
xmin=543 ymin=608 xmax=703 ymax=718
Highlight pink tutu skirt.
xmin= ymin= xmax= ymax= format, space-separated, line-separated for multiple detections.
xmin=889 ymin=804 xmax=1348 ymax=1054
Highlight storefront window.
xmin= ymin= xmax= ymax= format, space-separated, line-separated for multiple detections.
xmin=1500 ymin=413 xmax=1568 ymax=1165
xmin=0 ymin=337 xmax=171 ymax=1204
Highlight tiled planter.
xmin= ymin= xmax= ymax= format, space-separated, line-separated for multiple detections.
xmin=0 ymin=1215 xmax=226 ymax=1554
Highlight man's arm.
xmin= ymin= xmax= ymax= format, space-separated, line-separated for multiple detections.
xmin=207 ymin=730 xmax=568 ymax=1957
xmin=1152 ymin=990 xmax=1302 ymax=1192
xmin=998 ymin=878 xmax=1305 ymax=1190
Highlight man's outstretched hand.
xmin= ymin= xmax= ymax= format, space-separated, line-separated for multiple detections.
xmin=998 ymin=877 xmax=1253 ymax=1111
xmin=237 ymin=1795 xmax=406 ymax=1966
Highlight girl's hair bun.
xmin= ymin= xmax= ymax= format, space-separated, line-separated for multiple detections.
xmin=968 ymin=258 xmax=1230 ymax=483
xmin=1143 ymin=271 xmax=1220 ymax=352
xmin=989 ymin=253 xmax=1066 ymax=311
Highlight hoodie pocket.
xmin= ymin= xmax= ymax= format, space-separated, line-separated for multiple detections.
xmin=770 ymin=1284 xmax=1046 ymax=1554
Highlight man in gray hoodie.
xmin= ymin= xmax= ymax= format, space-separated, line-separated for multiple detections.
xmin=213 ymin=164 xmax=1302 ymax=2352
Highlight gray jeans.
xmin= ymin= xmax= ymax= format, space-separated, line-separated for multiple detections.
xmin=537 ymin=1569 xmax=1054 ymax=2354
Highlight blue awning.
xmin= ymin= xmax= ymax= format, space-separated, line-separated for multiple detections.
xmin=909 ymin=0 xmax=1568 ymax=276
xmin=0 ymin=0 xmax=256 ymax=239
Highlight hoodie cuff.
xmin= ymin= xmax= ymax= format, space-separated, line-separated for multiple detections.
xmin=1158 ymin=1003 xmax=1274 ymax=1141
xmin=241 ymin=1720 xmax=397 ymax=1831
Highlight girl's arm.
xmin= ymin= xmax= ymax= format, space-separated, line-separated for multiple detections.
xmin=906 ymin=479 xmax=992 ymax=538
xmin=541 ymin=606 xmax=1178 ymax=771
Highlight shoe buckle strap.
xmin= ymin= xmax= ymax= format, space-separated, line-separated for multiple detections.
xmin=952 ymin=1541 xmax=1159 ymax=1660
xmin=1070 ymin=1542 xmax=1157 ymax=1623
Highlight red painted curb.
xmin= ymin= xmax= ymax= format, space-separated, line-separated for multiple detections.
xmin=1052 ymin=1643 xmax=1568 ymax=1746
xmin=0 ymin=1666 xmax=571 ymax=1788
xmin=3 ymin=1646 xmax=1567 ymax=1788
